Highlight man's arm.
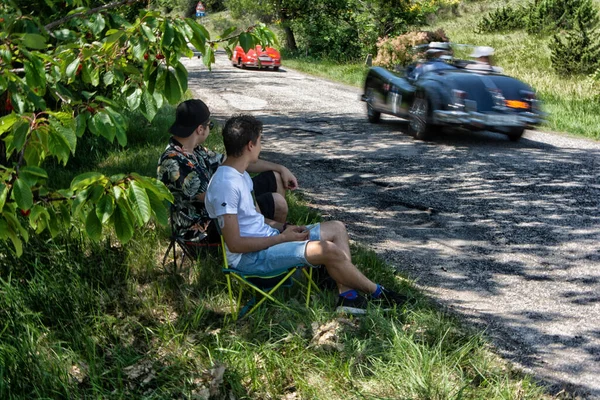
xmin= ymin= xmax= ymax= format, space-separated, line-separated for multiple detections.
xmin=247 ymin=159 xmax=298 ymax=190
xmin=220 ymin=214 xmax=308 ymax=253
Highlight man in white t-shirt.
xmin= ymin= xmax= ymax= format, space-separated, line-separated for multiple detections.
xmin=205 ymin=115 xmax=410 ymax=314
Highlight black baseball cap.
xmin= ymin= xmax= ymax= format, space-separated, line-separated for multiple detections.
xmin=169 ymin=99 xmax=211 ymax=138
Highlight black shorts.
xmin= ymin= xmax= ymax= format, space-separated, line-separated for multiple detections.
xmin=252 ymin=171 xmax=277 ymax=220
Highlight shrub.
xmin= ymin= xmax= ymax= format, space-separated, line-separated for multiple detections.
xmin=476 ymin=5 xmax=527 ymax=33
xmin=373 ymin=29 xmax=449 ymax=70
xmin=525 ymin=0 xmax=597 ymax=34
xmin=550 ymin=12 xmax=600 ymax=75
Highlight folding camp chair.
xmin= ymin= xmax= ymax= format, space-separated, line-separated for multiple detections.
xmin=217 ymin=232 xmax=321 ymax=320
xmin=162 ymin=207 xmax=220 ymax=273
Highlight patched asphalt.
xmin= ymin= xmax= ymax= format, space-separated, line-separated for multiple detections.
xmin=182 ymin=52 xmax=600 ymax=398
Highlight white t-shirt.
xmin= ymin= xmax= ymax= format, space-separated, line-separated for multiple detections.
xmin=205 ymin=165 xmax=279 ymax=267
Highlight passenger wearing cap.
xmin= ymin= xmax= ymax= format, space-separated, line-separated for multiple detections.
xmin=157 ymin=99 xmax=298 ymax=242
xmin=465 ymin=46 xmax=503 ymax=73
xmin=410 ymin=41 xmax=455 ymax=80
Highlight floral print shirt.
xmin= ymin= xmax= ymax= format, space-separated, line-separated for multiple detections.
xmin=157 ymin=138 xmax=225 ymax=239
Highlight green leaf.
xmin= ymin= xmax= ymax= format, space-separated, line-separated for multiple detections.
xmin=66 ymin=57 xmax=81 ymax=80
xmin=132 ymin=39 xmax=147 ymax=61
xmin=186 ymin=19 xmax=210 ymax=41
xmin=221 ymin=26 xmax=237 ymax=38
xmin=139 ymin=90 xmax=158 ymax=122
xmin=23 ymin=56 xmax=47 ymax=95
xmin=96 ymin=193 xmax=115 ymax=224
xmin=20 ymin=166 xmax=48 ymax=179
xmin=113 ymin=198 xmax=134 ymax=243
xmin=126 ymin=87 xmax=143 ymax=110
xmin=131 ymin=174 xmax=173 ymax=202
xmin=164 ymin=69 xmax=182 ymax=105
xmin=141 ymin=24 xmax=156 ymax=42
xmin=29 ymin=205 xmax=50 ymax=234
xmin=13 ymin=179 xmax=33 ymax=211
xmin=19 ymin=166 xmax=48 ymax=187
xmin=53 ymin=29 xmax=77 ymax=41
xmin=10 ymin=120 xmax=29 ymax=153
xmin=21 ymin=33 xmax=47 ymax=50
xmin=90 ymin=67 xmax=100 ymax=87
xmin=0 ymin=113 xmax=18 ymax=135
xmin=0 ymin=184 xmax=7 ymax=210
xmin=103 ymin=71 xmax=115 ymax=86
xmin=71 ymin=172 xmax=105 ymax=191
xmin=147 ymin=190 xmax=169 ymax=226
xmin=128 ymin=180 xmax=152 ymax=225
xmin=103 ymin=31 xmax=124 ymax=48
xmin=6 ymin=227 xmax=23 ymax=257
xmin=174 ymin=62 xmax=188 ymax=94
xmin=202 ymin=46 xmax=215 ymax=68
xmin=161 ymin=20 xmax=175 ymax=48
xmin=50 ymin=117 xmax=77 ymax=154
xmin=90 ymin=14 xmax=106 ymax=35
xmin=75 ymin=113 xmax=88 ymax=137
xmin=48 ymin=129 xmax=71 ymax=165
xmin=85 ymin=210 xmax=102 ymax=241
xmin=89 ymin=111 xmax=116 ymax=142
xmin=239 ymin=32 xmax=254 ymax=52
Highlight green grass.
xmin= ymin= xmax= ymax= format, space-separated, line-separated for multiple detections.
xmin=0 ymin=102 xmax=550 ymax=398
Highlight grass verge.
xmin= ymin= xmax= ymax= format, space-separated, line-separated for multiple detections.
xmin=0 ymin=105 xmax=549 ymax=398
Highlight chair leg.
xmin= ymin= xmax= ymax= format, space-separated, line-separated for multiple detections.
xmin=230 ymin=270 xmax=297 ymax=318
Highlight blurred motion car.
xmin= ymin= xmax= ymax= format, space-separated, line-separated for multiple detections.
xmin=232 ymin=45 xmax=281 ymax=71
xmin=361 ymin=44 xmax=544 ymax=141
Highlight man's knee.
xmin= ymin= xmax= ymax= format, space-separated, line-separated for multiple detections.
xmin=321 ymin=220 xmax=348 ymax=238
xmin=271 ymin=192 xmax=288 ymax=222
xmin=271 ymin=170 xmax=285 ymax=195
xmin=272 ymin=192 xmax=287 ymax=213
xmin=306 ymin=240 xmax=346 ymax=264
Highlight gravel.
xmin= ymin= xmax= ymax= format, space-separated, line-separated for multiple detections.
xmin=183 ymin=52 xmax=600 ymax=398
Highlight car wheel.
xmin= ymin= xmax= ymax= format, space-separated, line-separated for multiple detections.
xmin=409 ymin=92 xmax=432 ymax=140
xmin=273 ymin=66 xmax=279 ymax=71
xmin=238 ymin=58 xmax=244 ymax=68
xmin=365 ymin=87 xmax=381 ymax=123
xmin=507 ymin=127 xmax=524 ymax=142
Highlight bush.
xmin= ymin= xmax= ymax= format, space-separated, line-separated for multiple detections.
xmin=525 ymin=0 xmax=596 ymax=34
xmin=373 ymin=29 xmax=449 ymax=69
xmin=476 ymin=5 xmax=527 ymax=33
xmin=550 ymin=13 xmax=600 ymax=75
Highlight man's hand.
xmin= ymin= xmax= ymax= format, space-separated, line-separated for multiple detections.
xmin=281 ymin=224 xmax=309 ymax=242
xmin=280 ymin=166 xmax=298 ymax=190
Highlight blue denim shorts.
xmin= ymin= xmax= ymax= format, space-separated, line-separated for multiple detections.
xmin=233 ymin=224 xmax=321 ymax=274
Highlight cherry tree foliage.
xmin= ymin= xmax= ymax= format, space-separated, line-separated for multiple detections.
xmin=0 ymin=0 xmax=277 ymax=255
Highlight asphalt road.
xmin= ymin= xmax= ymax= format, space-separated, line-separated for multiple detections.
xmin=183 ymin=53 xmax=600 ymax=398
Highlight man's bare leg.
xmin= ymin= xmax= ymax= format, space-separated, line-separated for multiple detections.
xmin=317 ymin=220 xmax=352 ymax=260
xmin=305 ymin=240 xmax=377 ymax=295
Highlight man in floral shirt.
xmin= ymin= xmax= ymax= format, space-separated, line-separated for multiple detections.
xmin=157 ymin=99 xmax=298 ymax=242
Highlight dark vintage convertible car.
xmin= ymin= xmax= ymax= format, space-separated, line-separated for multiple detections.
xmin=361 ymin=56 xmax=544 ymax=141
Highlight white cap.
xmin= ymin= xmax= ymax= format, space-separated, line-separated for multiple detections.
xmin=428 ymin=41 xmax=450 ymax=50
xmin=470 ymin=46 xmax=494 ymax=58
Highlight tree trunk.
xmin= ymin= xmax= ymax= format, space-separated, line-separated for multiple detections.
xmin=283 ymin=24 xmax=297 ymax=51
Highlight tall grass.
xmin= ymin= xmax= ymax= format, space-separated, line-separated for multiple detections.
xmin=0 ymin=103 xmax=549 ymax=397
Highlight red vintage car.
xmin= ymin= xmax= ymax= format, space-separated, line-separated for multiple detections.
xmin=231 ymin=45 xmax=281 ymax=70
